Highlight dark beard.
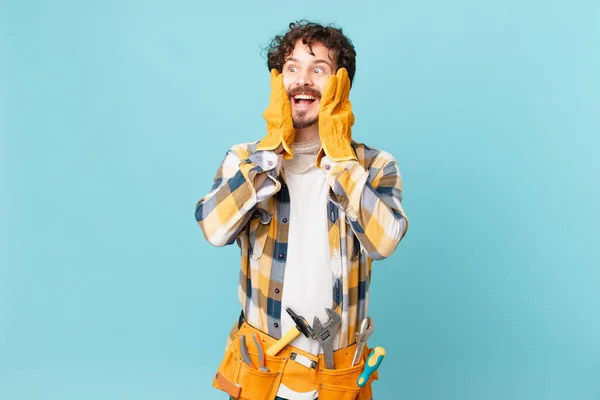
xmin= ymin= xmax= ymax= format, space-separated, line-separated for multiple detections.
xmin=292 ymin=111 xmax=318 ymax=129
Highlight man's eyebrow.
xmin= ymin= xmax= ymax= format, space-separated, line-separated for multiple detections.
xmin=312 ymin=59 xmax=333 ymax=67
xmin=285 ymin=57 xmax=333 ymax=68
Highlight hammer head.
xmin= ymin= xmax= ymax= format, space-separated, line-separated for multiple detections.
xmin=286 ymin=308 xmax=314 ymax=338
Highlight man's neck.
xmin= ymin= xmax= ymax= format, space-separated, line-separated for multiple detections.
xmin=294 ymin=124 xmax=319 ymax=143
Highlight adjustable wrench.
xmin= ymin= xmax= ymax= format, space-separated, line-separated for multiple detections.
xmin=352 ymin=317 xmax=375 ymax=366
xmin=312 ymin=308 xmax=341 ymax=369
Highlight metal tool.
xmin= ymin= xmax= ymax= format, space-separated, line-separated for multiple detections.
xmin=240 ymin=333 xmax=271 ymax=372
xmin=266 ymin=308 xmax=314 ymax=357
xmin=239 ymin=335 xmax=255 ymax=369
xmin=251 ymin=333 xmax=269 ymax=372
xmin=357 ymin=346 xmax=386 ymax=387
xmin=312 ymin=308 xmax=341 ymax=369
xmin=352 ymin=317 xmax=375 ymax=366
xmin=287 ymin=308 xmax=315 ymax=338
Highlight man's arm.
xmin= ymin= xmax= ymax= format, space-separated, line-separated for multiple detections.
xmin=316 ymin=69 xmax=408 ymax=260
xmin=321 ymin=152 xmax=409 ymax=260
xmin=195 ymin=144 xmax=282 ymax=247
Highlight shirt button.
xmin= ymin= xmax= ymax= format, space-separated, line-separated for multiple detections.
xmin=325 ymin=164 xmax=331 ymax=170
xmin=278 ymin=252 xmax=285 ymax=259
xmin=268 ymin=160 xmax=273 ymax=167
xmin=275 ymin=288 xmax=280 ymax=294
xmin=282 ymin=218 xmax=288 ymax=223
xmin=274 ymin=323 xmax=279 ymax=328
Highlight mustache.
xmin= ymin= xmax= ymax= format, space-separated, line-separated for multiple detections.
xmin=287 ymin=87 xmax=321 ymax=99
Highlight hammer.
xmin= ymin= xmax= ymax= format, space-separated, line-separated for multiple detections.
xmin=266 ymin=308 xmax=314 ymax=356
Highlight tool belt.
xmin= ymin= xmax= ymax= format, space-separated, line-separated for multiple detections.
xmin=213 ymin=320 xmax=378 ymax=400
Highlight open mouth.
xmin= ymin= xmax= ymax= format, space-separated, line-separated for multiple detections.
xmin=292 ymin=94 xmax=318 ymax=107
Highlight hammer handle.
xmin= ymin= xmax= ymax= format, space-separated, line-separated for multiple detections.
xmin=266 ymin=326 xmax=301 ymax=356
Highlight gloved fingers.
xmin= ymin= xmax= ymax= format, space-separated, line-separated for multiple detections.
xmin=265 ymin=69 xmax=292 ymax=125
xmin=321 ymin=73 xmax=338 ymax=109
xmin=333 ymin=68 xmax=351 ymax=105
xmin=269 ymin=71 xmax=285 ymax=100
xmin=269 ymin=68 xmax=281 ymax=82
xmin=341 ymin=101 xmax=355 ymax=126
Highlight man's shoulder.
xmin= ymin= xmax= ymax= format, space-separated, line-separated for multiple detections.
xmin=351 ymin=140 xmax=398 ymax=169
xmin=226 ymin=140 xmax=261 ymax=159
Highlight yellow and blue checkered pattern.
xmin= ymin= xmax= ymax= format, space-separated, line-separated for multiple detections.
xmin=196 ymin=140 xmax=408 ymax=347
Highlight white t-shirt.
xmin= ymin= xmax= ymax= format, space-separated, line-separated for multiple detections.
xmin=276 ymin=140 xmax=333 ymax=400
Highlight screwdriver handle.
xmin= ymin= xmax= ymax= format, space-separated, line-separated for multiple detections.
xmin=357 ymin=346 xmax=386 ymax=387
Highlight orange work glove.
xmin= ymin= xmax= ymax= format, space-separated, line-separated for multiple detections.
xmin=256 ymin=69 xmax=296 ymax=159
xmin=316 ymin=68 xmax=357 ymax=166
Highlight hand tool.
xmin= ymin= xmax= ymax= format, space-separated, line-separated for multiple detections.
xmin=312 ymin=308 xmax=342 ymax=369
xmin=239 ymin=335 xmax=256 ymax=369
xmin=266 ymin=308 xmax=314 ymax=356
xmin=352 ymin=317 xmax=375 ymax=366
xmin=356 ymin=346 xmax=386 ymax=387
xmin=239 ymin=333 xmax=271 ymax=372
xmin=251 ymin=332 xmax=270 ymax=372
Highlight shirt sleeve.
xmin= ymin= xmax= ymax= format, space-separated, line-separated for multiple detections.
xmin=195 ymin=145 xmax=282 ymax=247
xmin=320 ymin=154 xmax=409 ymax=260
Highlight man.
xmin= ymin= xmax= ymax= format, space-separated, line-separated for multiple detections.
xmin=195 ymin=20 xmax=408 ymax=400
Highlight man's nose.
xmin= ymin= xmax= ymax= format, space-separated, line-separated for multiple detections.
xmin=296 ymin=69 xmax=313 ymax=87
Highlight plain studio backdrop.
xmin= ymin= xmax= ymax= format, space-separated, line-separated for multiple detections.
xmin=1 ymin=1 xmax=599 ymax=399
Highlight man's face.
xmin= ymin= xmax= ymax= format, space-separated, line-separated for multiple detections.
xmin=282 ymin=40 xmax=337 ymax=129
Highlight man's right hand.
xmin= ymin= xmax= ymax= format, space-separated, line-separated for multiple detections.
xmin=256 ymin=69 xmax=295 ymax=159
xmin=254 ymin=143 xmax=284 ymax=189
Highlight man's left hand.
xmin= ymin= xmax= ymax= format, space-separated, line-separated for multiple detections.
xmin=317 ymin=68 xmax=358 ymax=166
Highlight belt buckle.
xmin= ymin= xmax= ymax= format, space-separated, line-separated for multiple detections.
xmin=290 ymin=352 xmax=317 ymax=369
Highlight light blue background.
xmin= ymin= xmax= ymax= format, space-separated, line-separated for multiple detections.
xmin=2 ymin=0 xmax=599 ymax=399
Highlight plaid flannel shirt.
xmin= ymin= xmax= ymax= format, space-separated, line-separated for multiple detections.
xmin=195 ymin=140 xmax=408 ymax=347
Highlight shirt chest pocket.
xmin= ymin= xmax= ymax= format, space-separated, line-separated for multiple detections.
xmin=249 ymin=208 xmax=272 ymax=261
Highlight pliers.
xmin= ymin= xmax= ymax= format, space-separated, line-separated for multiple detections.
xmin=239 ymin=333 xmax=269 ymax=372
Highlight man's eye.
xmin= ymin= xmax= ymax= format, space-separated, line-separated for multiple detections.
xmin=288 ymin=66 xmax=298 ymax=72
xmin=313 ymin=67 xmax=324 ymax=74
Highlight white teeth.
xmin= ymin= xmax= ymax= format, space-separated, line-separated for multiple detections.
xmin=294 ymin=94 xmax=316 ymax=100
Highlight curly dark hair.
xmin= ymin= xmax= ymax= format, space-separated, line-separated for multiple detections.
xmin=265 ymin=20 xmax=357 ymax=84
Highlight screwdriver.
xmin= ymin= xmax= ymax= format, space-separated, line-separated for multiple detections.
xmin=357 ymin=346 xmax=386 ymax=388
